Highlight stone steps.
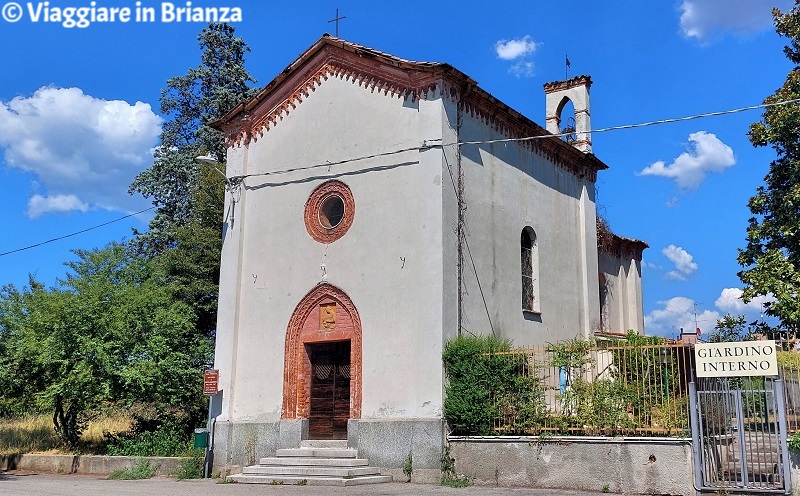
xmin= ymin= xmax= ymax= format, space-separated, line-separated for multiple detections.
xmin=275 ymin=448 xmax=358 ymax=458
xmin=229 ymin=474 xmax=392 ymax=486
xmin=228 ymin=440 xmax=391 ymax=486
xmin=259 ymin=456 xmax=369 ymax=467
xmin=242 ymin=465 xmax=379 ymax=477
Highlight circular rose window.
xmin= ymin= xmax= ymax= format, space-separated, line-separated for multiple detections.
xmin=305 ymin=180 xmax=355 ymax=243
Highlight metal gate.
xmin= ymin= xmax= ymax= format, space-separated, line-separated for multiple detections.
xmin=689 ymin=376 xmax=791 ymax=493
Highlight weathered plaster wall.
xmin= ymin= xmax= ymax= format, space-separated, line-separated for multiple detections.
xmin=449 ymin=436 xmax=694 ymax=495
xmin=457 ymin=111 xmax=600 ymax=345
xmin=215 ymin=77 xmax=452 ymax=425
xmin=599 ymin=252 xmax=644 ymax=334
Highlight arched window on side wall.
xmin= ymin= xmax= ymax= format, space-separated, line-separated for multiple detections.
xmin=521 ymin=227 xmax=540 ymax=313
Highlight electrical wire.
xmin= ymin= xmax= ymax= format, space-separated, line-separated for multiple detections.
xmin=456 ymin=98 xmax=800 ymax=146
xmin=3 ymin=96 xmax=797 ymax=259
xmin=0 ymin=206 xmax=155 ymax=258
xmin=232 ymin=97 xmax=800 ymax=182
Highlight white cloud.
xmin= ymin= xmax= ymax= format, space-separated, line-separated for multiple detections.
xmin=662 ymin=245 xmax=697 ymax=280
xmin=26 ymin=194 xmax=89 ymax=218
xmin=0 ymin=86 xmax=162 ymax=216
xmin=715 ymin=287 xmax=775 ymax=314
xmin=638 ymin=131 xmax=735 ymax=190
xmin=645 ymin=296 xmax=720 ymax=336
xmin=495 ymin=36 xmax=539 ymax=60
xmin=509 ymin=61 xmax=536 ymax=78
xmin=679 ymin=0 xmax=794 ymax=43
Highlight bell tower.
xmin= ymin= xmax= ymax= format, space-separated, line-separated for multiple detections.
xmin=544 ymin=75 xmax=592 ymax=153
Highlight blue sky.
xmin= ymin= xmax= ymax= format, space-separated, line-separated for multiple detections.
xmin=0 ymin=0 xmax=793 ymax=338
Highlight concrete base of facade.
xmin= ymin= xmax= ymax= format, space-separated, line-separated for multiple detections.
xmin=212 ymin=419 xmax=308 ymax=475
xmin=0 ymin=454 xmax=190 ymax=476
xmin=212 ymin=418 xmax=446 ymax=483
xmin=448 ymin=436 xmax=694 ymax=496
xmin=348 ymin=418 xmax=445 ymax=484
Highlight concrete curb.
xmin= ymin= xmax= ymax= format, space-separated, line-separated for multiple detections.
xmin=0 ymin=453 xmax=193 ymax=476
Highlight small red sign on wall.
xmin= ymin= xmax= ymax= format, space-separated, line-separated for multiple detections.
xmin=203 ymin=369 xmax=219 ymax=395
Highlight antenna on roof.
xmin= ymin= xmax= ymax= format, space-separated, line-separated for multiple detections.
xmin=328 ymin=8 xmax=346 ymax=37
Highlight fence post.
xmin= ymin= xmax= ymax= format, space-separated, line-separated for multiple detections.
xmin=689 ymin=381 xmax=703 ymax=493
xmin=775 ymin=379 xmax=792 ymax=494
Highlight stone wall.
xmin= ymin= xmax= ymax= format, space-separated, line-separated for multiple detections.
xmin=448 ymin=436 xmax=694 ymax=495
xmin=0 ymin=454 xmax=190 ymax=476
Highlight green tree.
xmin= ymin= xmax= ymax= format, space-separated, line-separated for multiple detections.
xmin=130 ymin=23 xmax=256 ymax=255
xmin=130 ymin=23 xmax=256 ymax=337
xmin=156 ymin=163 xmax=227 ymax=338
xmin=710 ymin=314 xmax=749 ymax=342
xmin=0 ymin=245 xmax=211 ymax=449
xmin=739 ymin=4 xmax=800 ymax=333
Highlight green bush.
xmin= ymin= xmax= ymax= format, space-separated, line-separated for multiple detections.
xmin=443 ymin=335 xmax=546 ymax=435
xmin=105 ymin=411 xmax=193 ymax=457
xmin=172 ymin=454 xmax=204 ymax=479
xmin=558 ymin=378 xmax=632 ymax=431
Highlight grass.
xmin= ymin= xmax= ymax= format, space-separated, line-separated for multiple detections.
xmin=0 ymin=415 xmax=57 ymax=454
xmin=441 ymin=475 xmax=471 ymax=488
xmin=172 ymin=456 xmax=203 ymax=480
xmin=108 ymin=459 xmax=159 ymax=480
xmin=0 ymin=414 xmax=131 ymax=455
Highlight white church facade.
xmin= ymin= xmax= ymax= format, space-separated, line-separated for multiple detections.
xmin=210 ymin=35 xmax=646 ymax=478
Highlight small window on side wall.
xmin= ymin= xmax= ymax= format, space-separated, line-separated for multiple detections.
xmin=521 ymin=227 xmax=540 ymax=313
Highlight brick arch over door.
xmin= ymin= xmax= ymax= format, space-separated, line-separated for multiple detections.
xmin=282 ymin=283 xmax=362 ymax=420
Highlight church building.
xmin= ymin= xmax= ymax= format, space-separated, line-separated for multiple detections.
xmin=210 ymin=35 xmax=646 ymax=481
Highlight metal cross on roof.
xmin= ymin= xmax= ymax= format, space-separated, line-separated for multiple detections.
xmin=328 ymin=8 xmax=346 ymax=37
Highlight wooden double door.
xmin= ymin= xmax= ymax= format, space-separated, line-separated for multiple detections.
xmin=307 ymin=341 xmax=351 ymax=439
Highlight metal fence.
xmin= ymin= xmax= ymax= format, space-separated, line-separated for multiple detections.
xmin=778 ymin=344 xmax=800 ymax=434
xmin=489 ymin=341 xmax=694 ymax=436
xmin=484 ymin=339 xmax=800 ymax=437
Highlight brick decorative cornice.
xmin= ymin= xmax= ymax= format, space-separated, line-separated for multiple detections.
xmin=215 ymin=36 xmax=607 ymax=182
xmin=543 ymin=75 xmax=593 ymax=94
xmin=457 ymin=85 xmax=605 ymax=182
xmin=217 ymin=40 xmax=447 ymax=147
xmin=599 ymin=232 xmax=649 ymax=261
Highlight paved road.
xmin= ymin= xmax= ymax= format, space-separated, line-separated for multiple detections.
xmin=0 ymin=472 xmax=605 ymax=496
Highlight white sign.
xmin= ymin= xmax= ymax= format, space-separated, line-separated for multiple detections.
xmin=694 ymin=340 xmax=778 ymax=377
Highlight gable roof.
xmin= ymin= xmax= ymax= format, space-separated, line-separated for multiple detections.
xmin=214 ymin=34 xmax=609 ymax=181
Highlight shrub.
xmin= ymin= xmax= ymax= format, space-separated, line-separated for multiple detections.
xmin=172 ymin=454 xmax=204 ymax=479
xmin=105 ymin=409 xmax=193 ymax=457
xmin=443 ymin=335 xmax=546 ymax=435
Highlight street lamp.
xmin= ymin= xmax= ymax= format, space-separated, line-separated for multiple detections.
xmin=194 ymin=155 xmax=228 ymax=181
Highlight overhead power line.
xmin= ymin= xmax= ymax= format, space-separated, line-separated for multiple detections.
xmin=232 ymin=97 xmax=800 ymax=182
xmin=0 ymin=206 xmax=155 ymax=258
xmin=2 ymin=97 xmax=796 ymax=259
xmin=456 ymin=98 xmax=800 ymax=147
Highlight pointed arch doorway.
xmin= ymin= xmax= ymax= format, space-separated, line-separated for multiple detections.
xmin=282 ymin=283 xmax=362 ymax=440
